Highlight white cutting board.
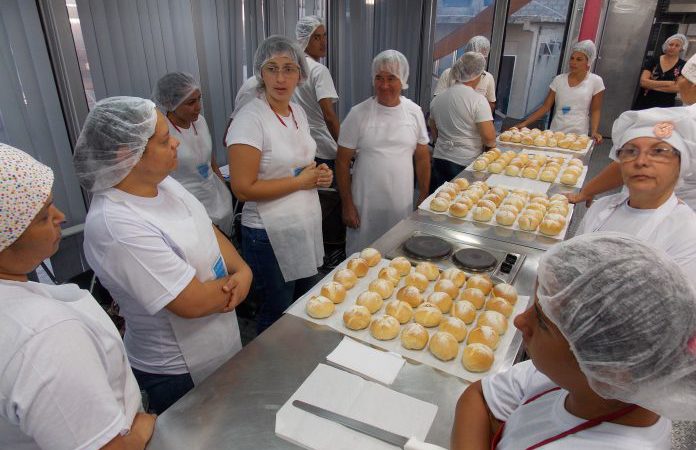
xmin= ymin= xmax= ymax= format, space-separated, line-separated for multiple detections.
xmin=276 ymin=364 xmax=438 ymax=450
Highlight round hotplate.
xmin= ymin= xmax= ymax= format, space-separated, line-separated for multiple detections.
xmin=403 ymin=235 xmax=453 ymax=260
xmin=453 ymin=248 xmax=497 ymax=272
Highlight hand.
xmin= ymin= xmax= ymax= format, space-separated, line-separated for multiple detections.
xmin=564 ymin=190 xmax=594 ymax=207
xmin=221 ymin=267 xmax=252 ymax=312
xmin=316 ymin=163 xmax=333 ymax=188
xmin=342 ymin=201 xmax=360 ymax=229
xmin=129 ymin=412 xmax=157 ymax=447
xmin=416 ymin=191 xmax=429 ymax=205
xmin=296 ymin=162 xmax=320 ymax=190
xmin=591 ymin=131 xmax=603 ymax=144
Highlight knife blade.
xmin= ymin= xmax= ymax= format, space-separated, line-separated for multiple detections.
xmin=292 ymin=399 xmax=409 ymax=447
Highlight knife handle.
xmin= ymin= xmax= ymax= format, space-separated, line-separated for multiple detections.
xmin=404 ymin=437 xmax=448 ymax=450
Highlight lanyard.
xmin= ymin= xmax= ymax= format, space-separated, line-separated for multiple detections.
xmin=490 ymin=387 xmax=639 ymax=450
xmin=271 ymin=104 xmax=299 ymax=129
xmin=168 ymin=115 xmax=198 ymax=135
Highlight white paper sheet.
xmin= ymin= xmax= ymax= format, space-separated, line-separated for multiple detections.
xmin=275 ymin=364 xmax=438 ymax=450
xmin=495 ymin=138 xmax=592 ymax=156
xmin=327 ymin=337 xmax=405 ymax=385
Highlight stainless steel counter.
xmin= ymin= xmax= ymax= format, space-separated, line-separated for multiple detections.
xmin=148 ymin=218 xmax=544 ymax=449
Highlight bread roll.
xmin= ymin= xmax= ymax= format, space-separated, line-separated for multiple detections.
xmin=443 ymin=181 xmax=460 ymax=193
xmin=530 ymin=197 xmax=550 ymax=208
xmin=467 ymin=275 xmax=493 ymax=295
xmin=477 ymin=310 xmax=508 ymax=335
xmin=370 ymin=315 xmax=400 ymax=340
xmin=360 ymin=248 xmax=382 ymax=266
xmin=429 ymin=331 xmax=459 ymax=361
xmin=530 ymin=128 xmax=541 ymax=136
xmin=477 ymin=199 xmax=498 ymax=212
xmin=346 ymin=258 xmax=369 ymax=277
xmin=547 ymin=203 xmax=569 ymax=216
xmin=459 ymin=287 xmax=486 ymax=309
xmin=467 ymin=325 xmax=500 ymax=350
xmin=503 ymin=196 xmax=525 ymax=211
xmin=564 ymin=165 xmax=583 ymax=176
xmin=485 ymin=297 xmax=514 ymax=317
xmin=553 ymin=131 xmax=565 ymax=140
xmin=439 ymin=267 xmax=466 ymax=288
xmin=472 ymin=206 xmax=494 ymax=222
xmin=533 ymin=135 xmax=547 ymax=147
xmin=545 ymin=213 xmax=567 ymax=225
xmin=397 ymin=285 xmax=423 ymax=307
xmin=414 ymin=302 xmax=443 ymax=327
xmin=430 ymin=197 xmax=450 ymax=212
xmin=567 ymin=158 xmax=583 ymax=168
xmin=453 ymin=178 xmax=470 ymax=190
xmin=549 ymin=193 xmax=569 ymax=203
xmin=521 ymin=208 xmax=544 ymax=222
xmin=356 ymin=290 xmax=384 ymax=313
xmin=439 ymin=316 xmax=468 ymax=342
xmin=385 ymin=300 xmax=414 ymax=324
xmin=525 ymin=202 xmax=547 ymax=214
xmin=517 ymin=214 xmax=540 ymax=231
xmin=439 ymin=186 xmax=458 ymax=199
xmin=449 ymin=202 xmax=470 ymax=218
xmin=400 ymin=323 xmax=429 ymax=350
xmin=389 ymin=256 xmax=412 ymax=277
xmin=482 ymin=193 xmax=503 ymax=206
xmin=433 ymin=278 xmax=459 ymax=299
xmin=539 ymin=170 xmax=557 ymax=182
xmin=462 ymin=343 xmax=494 ymax=372
xmin=320 ymin=281 xmax=347 ymax=304
xmin=522 ymin=167 xmax=538 ymax=179
xmin=487 ymin=162 xmax=505 ymax=174
xmin=472 ymin=159 xmax=488 ymax=171
xmin=539 ymin=218 xmax=564 ymax=236
xmin=415 ymin=262 xmax=440 ymax=281
xmin=368 ymin=278 xmax=395 ymax=299
xmin=499 ymin=131 xmax=512 ymax=142
xmin=378 ymin=266 xmax=401 ymax=285
xmin=404 ymin=272 xmax=429 ymax=292
xmin=495 ymin=209 xmax=516 ymax=226
xmin=306 ymin=295 xmax=335 ymax=318
xmin=521 ymin=135 xmax=534 ymax=145
xmin=333 ymin=269 xmax=358 ymax=289
xmin=560 ymin=172 xmax=578 ymax=186
xmin=547 ymin=137 xmax=558 ymax=148
xmin=451 ymin=300 xmax=477 ymax=324
xmin=498 ymin=204 xmax=519 ymax=216
xmin=510 ymin=132 xmax=522 ymax=143
xmin=343 ymin=305 xmax=371 ymax=330
xmin=427 ymin=291 xmax=454 ymax=314
xmin=492 ymin=283 xmax=518 ymax=305
xmin=558 ymin=138 xmax=573 ymax=149
xmin=570 ymin=140 xmax=586 ymax=151
xmin=505 ymin=165 xmax=521 ymax=176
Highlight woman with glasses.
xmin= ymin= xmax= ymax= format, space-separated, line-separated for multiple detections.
xmin=575 ymin=108 xmax=696 ymax=280
xmin=226 ymin=35 xmax=333 ymax=334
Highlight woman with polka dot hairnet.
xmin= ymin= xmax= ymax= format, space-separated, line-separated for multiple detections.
xmin=0 ymin=144 xmax=156 ymax=448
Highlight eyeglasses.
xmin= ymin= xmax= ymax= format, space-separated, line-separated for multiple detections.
xmin=616 ymin=146 xmax=680 ymax=163
xmin=262 ymin=65 xmax=300 ymax=77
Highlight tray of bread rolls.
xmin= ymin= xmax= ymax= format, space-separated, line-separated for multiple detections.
xmin=286 ymin=248 xmax=530 ymax=383
xmin=418 ymin=179 xmax=574 ymax=240
xmin=465 ymin=148 xmax=588 ymax=188
xmin=497 ymin=127 xmax=592 ymax=155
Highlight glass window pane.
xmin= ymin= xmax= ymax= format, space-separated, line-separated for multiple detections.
xmin=65 ymin=1 xmax=96 ymax=109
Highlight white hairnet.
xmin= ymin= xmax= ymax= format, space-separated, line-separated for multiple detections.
xmin=464 ymin=35 xmax=490 ymax=58
xmin=253 ymin=35 xmax=309 ymax=90
xmin=295 ymin=15 xmax=324 ymax=51
xmin=683 ymin=52 xmax=696 ymax=84
xmin=73 ymin=96 xmax=158 ymax=192
xmin=537 ymin=232 xmax=696 ymax=421
xmin=152 ymin=72 xmax=199 ymax=112
xmin=570 ymin=40 xmax=597 ymax=65
xmin=372 ymin=49 xmax=410 ymax=89
xmin=663 ymin=33 xmax=689 ymax=57
xmin=451 ymin=52 xmax=486 ymax=83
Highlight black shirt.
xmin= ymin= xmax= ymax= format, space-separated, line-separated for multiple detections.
xmin=633 ymin=56 xmax=686 ymax=110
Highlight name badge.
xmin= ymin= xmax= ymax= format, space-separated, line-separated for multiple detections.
xmin=561 ymin=106 xmax=571 ymax=115
xmin=293 ymin=167 xmax=303 ymax=177
xmin=197 ymin=163 xmax=211 ymax=179
xmin=212 ymin=255 xmax=226 ymax=279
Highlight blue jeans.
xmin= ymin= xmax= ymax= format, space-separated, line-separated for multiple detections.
xmin=430 ymin=157 xmax=465 ymax=192
xmin=132 ymin=367 xmax=194 ymax=414
xmin=242 ymin=226 xmax=322 ymax=334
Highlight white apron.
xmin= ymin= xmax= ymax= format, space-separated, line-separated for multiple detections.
xmin=256 ymin=100 xmax=324 ymax=282
xmin=105 ymin=181 xmax=242 ymax=384
xmin=676 ymin=174 xmax=696 ymax=211
xmin=169 ymin=116 xmax=235 ymax=236
xmin=550 ymin=76 xmax=593 ymax=135
xmin=590 ymin=192 xmax=680 ymax=239
xmin=347 ymin=97 xmax=417 ymax=255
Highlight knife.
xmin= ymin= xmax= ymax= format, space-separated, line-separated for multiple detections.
xmin=292 ymin=400 xmax=447 ymax=450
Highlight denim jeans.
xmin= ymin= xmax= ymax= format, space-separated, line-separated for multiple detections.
xmin=242 ymin=226 xmax=322 ymax=334
xmin=430 ymin=157 xmax=465 ymax=192
xmin=131 ymin=367 xmax=194 ymax=414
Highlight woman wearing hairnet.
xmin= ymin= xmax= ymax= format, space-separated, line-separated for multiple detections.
xmin=574 ymin=108 xmax=696 ymax=281
xmin=515 ymin=40 xmax=605 ymax=141
xmin=0 ymin=144 xmax=156 ymax=448
xmin=226 ymin=36 xmax=332 ymax=334
xmin=75 ymin=96 xmax=252 ymax=414
xmin=429 ymin=52 xmax=496 ymax=189
xmin=152 ymin=72 xmax=234 ymax=236
xmin=433 ymin=36 xmax=496 ymax=111
xmin=336 ymin=50 xmax=431 ymax=256
xmin=634 ymin=33 xmax=688 ymax=110
xmin=453 ymin=233 xmax=696 ymax=449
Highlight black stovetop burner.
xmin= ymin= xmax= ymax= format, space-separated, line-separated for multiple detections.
xmin=453 ymin=248 xmax=498 ymax=272
xmin=403 ymin=235 xmax=453 ymax=260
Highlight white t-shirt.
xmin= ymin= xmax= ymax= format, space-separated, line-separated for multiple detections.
xmin=482 ymin=360 xmax=672 ymax=449
xmin=549 ymin=73 xmax=605 ymax=134
xmin=576 ymin=192 xmax=696 ymax=283
xmin=230 ymin=76 xmax=260 ymax=121
xmin=0 ymin=280 xmax=142 ymax=450
xmin=292 ymin=56 xmax=338 ymax=160
xmin=434 ymin=68 xmax=496 ymax=102
xmin=226 ymin=97 xmax=314 ymax=229
xmin=429 ymin=84 xmax=493 ymax=166
xmin=84 ymin=178 xmax=199 ymax=375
